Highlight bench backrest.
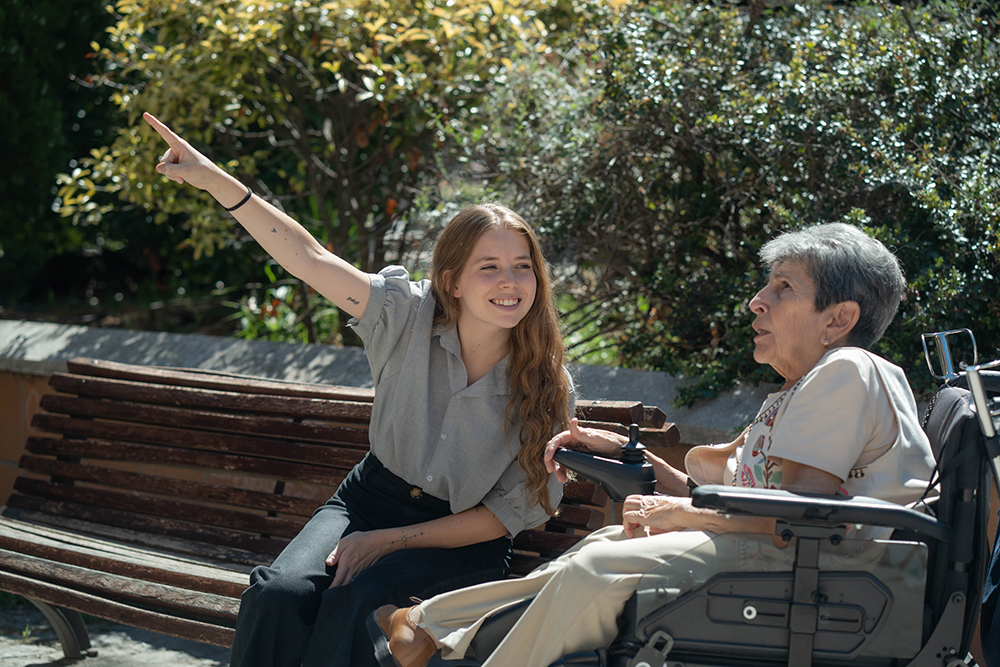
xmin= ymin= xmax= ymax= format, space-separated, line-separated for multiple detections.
xmin=8 ymin=357 xmax=677 ymax=576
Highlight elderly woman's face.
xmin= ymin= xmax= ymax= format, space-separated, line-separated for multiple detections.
xmin=749 ymin=261 xmax=834 ymax=387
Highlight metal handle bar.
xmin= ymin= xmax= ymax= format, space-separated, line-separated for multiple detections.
xmin=923 ymin=330 xmax=1000 ymax=498
xmin=922 ymin=329 xmax=979 ymax=382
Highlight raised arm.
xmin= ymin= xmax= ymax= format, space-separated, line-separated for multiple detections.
xmin=143 ymin=112 xmax=371 ymax=319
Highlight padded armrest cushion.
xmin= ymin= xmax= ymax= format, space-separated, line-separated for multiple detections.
xmin=691 ymin=485 xmax=948 ymax=542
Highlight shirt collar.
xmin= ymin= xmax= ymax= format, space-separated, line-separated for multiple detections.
xmin=434 ymin=323 xmax=511 ymax=397
xmin=435 ymin=322 xmax=462 ymax=357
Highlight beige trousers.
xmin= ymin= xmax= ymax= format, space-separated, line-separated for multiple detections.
xmin=419 ymin=526 xmax=758 ymax=667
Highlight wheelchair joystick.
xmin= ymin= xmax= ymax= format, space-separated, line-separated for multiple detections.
xmin=553 ymin=423 xmax=657 ymax=502
xmin=620 ymin=424 xmax=647 ymax=465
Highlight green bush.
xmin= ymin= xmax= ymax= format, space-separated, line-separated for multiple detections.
xmin=54 ymin=0 xmax=559 ymax=267
xmin=477 ymin=0 xmax=1000 ymax=401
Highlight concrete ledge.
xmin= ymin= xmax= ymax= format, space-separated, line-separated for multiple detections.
xmin=0 ymin=319 xmax=373 ymax=386
xmin=0 ymin=319 xmax=777 ymax=443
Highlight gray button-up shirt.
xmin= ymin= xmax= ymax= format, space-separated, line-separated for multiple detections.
xmin=349 ymin=266 xmax=563 ymax=537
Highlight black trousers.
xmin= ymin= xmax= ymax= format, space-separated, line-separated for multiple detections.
xmin=229 ymin=453 xmax=513 ymax=667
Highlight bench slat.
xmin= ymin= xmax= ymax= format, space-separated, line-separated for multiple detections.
xmin=12 ymin=479 xmax=307 ymax=539
xmin=0 ymin=517 xmax=248 ymax=598
xmin=18 ymin=456 xmax=320 ymax=518
xmin=511 ymin=530 xmax=583 ymax=556
xmin=49 ymin=373 xmax=374 ymax=421
xmin=561 ymin=480 xmax=607 ymax=507
xmin=509 ymin=555 xmax=550 ymax=577
xmin=6 ymin=495 xmax=290 ymax=559
xmin=23 ymin=443 xmax=603 ymax=531
xmin=30 ymin=414 xmax=366 ymax=468
xmin=574 ymin=401 xmax=647 ymax=426
xmin=64 ymin=360 xmax=670 ymax=431
xmin=27 ymin=436 xmax=351 ymax=486
xmin=16 ymin=456 xmax=600 ymax=537
xmin=641 ymin=406 xmax=668 ymax=429
xmin=0 ymin=568 xmax=234 ymax=647
xmin=545 ymin=504 xmax=606 ymax=532
xmin=2 ymin=506 xmax=271 ymax=568
xmin=68 ymin=357 xmax=376 ymax=402
xmin=0 ymin=549 xmax=240 ymax=621
xmin=32 ymin=409 xmax=369 ymax=466
xmin=36 ymin=397 xmax=668 ymax=465
xmin=39 ymin=394 xmax=371 ymax=447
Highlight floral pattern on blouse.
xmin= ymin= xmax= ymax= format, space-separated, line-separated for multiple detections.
xmin=733 ymin=378 xmax=802 ymax=489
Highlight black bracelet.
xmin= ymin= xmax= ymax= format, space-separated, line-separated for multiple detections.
xmin=224 ymin=185 xmax=253 ymax=212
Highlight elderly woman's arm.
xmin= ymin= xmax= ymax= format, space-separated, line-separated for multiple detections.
xmin=621 ymin=459 xmax=842 ymax=538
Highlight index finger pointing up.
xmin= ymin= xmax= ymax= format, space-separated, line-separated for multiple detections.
xmin=143 ymin=112 xmax=183 ymax=149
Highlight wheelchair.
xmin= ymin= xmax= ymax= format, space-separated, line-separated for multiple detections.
xmin=425 ymin=329 xmax=1000 ymax=667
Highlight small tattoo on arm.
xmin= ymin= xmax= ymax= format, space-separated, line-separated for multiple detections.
xmin=392 ymin=529 xmax=425 ymax=549
xmin=346 ymin=296 xmax=360 ymax=305
xmin=271 ymin=227 xmax=277 ymax=233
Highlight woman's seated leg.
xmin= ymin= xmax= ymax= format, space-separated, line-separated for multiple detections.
xmin=419 ymin=526 xmax=720 ymax=667
xmin=231 ymin=502 xmax=350 ymax=667
xmin=304 ymin=536 xmax=510 ymax=667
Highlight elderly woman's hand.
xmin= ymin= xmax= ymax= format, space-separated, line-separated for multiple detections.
xmin=544 ymin=418 xmax=628 ymax=483
xmin=622 ymin=494 xmax=694 ymax=538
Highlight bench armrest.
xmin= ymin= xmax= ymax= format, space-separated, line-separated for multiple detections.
xmin=691 ymin=485 xmax=948 ymax=542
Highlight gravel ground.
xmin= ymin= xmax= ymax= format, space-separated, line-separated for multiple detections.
xmin=0 ymin=600 xmax=231 ymax=667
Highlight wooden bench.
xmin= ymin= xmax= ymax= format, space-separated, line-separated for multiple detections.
xmin=0 ymin=357 xmax=679 ymax=659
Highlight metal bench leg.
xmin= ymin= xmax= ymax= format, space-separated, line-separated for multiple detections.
xmin=26 ymin=598 xmax=97 ymax=660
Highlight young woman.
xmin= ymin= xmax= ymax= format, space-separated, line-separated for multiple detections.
xmin=143 ymin=113 xmax=574 ymax=667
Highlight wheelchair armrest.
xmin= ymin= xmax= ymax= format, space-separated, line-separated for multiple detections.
xmin=691 ymin=485 xmax=949 ymax=542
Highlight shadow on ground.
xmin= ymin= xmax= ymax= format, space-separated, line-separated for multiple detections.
xmin=0 ymin=600 xmax=230 ymax=666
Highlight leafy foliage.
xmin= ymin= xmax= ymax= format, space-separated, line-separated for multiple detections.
xmin=55 ymin=0 xmax=559 ymax=274
xmin=477 ymin=0 xmax=1000 ymax=400
xmin=226 ymin=266 xmax=344 ymax=344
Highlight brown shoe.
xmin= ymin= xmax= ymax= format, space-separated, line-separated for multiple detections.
xmin=368 ymin=605 xmax=436 ymax=667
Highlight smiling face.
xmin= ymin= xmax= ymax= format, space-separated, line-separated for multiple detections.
xmin=451 ymin=226 xmax=538 ymax=339
xmin=749 ymin=261 xmax=838 ymax=388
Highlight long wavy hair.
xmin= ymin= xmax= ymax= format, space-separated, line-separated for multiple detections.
xmin=429 ymin=202 xmax=571 ymax=515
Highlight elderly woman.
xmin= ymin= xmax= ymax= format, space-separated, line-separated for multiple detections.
xmin=370 ymin=223 xmax=935 ymax=667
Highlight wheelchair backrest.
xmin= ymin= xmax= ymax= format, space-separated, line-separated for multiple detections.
xmin=921 ymin=384 xmax=992 ymax=656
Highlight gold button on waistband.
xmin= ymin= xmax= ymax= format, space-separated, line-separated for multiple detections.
xmin=410 ymin=487 xmax=424 ymax=499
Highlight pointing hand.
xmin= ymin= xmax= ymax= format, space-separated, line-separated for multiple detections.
xmin=143 ymin=112 xmax=221 ymax=191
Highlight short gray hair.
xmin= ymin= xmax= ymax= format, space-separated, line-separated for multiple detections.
xmin=759 ymin=223 xmax=905 ymax=349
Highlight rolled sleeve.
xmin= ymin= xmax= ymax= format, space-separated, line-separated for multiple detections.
xmin=349 ymin=266 xmax=427 ymax=386
xmin=482 ymin=461 xmax=564 ymax=538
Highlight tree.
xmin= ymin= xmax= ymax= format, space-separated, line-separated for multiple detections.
xmin=56 ymin=0 xmax=557 ymax=269
xmin=476 ymin=0 xmax=1000 ymax=400
xmin=0 ymin=0 xmax=114 ymax=301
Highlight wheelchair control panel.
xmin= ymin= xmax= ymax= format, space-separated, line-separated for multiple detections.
xmin=553 ymin=423 xmax=657 ymax=502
